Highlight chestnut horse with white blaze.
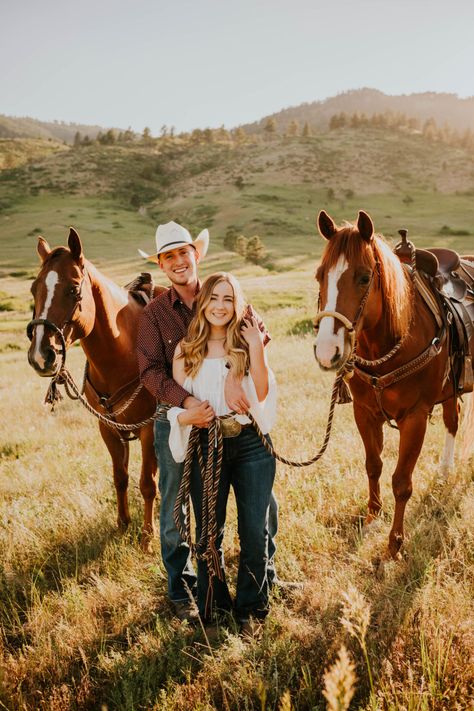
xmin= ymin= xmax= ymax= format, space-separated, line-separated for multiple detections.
xmin=27 ymin=228 xmax=163 ymax=552
xmin=314 ymin=210 xmax=474 ymax=559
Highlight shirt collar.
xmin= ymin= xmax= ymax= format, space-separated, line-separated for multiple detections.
xmin=169 ymin=281 xmax=201 ymax=308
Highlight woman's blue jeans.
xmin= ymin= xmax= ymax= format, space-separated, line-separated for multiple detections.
xmin=154 ymin=414 xmax=278 ymax=607
xmin=190 ymin=426 xmax=276 ymax=621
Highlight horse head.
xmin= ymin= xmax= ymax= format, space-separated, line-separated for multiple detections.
xmin=27 ymin=228 xmax=95 ymax=376
xmin=314 ymin=210 xmax=384 ymax=371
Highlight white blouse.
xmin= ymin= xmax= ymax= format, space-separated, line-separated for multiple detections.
xmin=167 ymin=357 xmax=277 ymax=462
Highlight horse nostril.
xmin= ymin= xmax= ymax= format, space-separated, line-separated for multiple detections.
xmin=45 ymin=347 xmax=57 ymax=368
xmin=331 ymin=347 xmax=341 ymax=365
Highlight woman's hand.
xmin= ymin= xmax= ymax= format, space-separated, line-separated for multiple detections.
xmin=240 ymin=316 xmax=263 ymax=347
xmin=178 ymin=401 xmax=215 ymax=428
xmin=224 ymin=372 xmax=250 ymax=414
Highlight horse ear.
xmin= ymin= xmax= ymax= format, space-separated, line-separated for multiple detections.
xmin=317 ymin=210 xmax=337 ymax=240
xmin=357 ymin=211 xmax=374 ymax=242
xmin=37 ymin=237 xmax=51 ymax=263
xmin=68 ymin=227 xmax=84 ymax=265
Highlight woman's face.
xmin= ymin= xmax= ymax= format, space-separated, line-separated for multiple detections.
xmin=204 ymin=280 xmax=235 ymax=328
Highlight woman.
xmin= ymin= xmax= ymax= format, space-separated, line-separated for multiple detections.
xmin=167 ymin=272 xmax=277 ymax=632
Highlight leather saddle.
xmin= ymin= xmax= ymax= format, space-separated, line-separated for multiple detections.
xmin=394 ymin=229 xmax=474 ymax=394
xmin=124 ymin=272 xmax=155 ymax=305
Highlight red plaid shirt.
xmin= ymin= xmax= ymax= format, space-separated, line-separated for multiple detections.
xmin=137 ymin=284 xmax=269 ymax=406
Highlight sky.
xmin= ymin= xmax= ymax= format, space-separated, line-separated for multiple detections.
xmin=2 ymin=0 xmax=474 ymax=135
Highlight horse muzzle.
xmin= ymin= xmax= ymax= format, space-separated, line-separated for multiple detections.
xmin=27 ymin=343 xmax=62 ymax=377
xmin=313 ymin=310 xmax=355 ymax=371
xmin=26 ymin=318 xmax=67 ymax=377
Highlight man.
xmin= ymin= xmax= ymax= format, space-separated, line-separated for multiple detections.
xmin=136 ymin=221 xmax=280 ymax=623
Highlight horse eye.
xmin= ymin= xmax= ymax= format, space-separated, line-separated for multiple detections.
xmin=69 ymin=285 xmax=80 ymax=295
xmin=358 ymin=274 xmax=370 ymax=286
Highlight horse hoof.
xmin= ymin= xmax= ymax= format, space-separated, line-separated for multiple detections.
xmin=117 ymin=519 xmax=130 ymax=533
xmin=383 ymin=547 xmax=403 ymax=562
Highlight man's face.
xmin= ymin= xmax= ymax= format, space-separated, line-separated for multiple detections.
xmin=158 ymin=245 xmax=199 ymax=286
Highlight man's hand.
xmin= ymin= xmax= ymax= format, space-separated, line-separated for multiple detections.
xmin=182 ymin=395 xmax=202 ymax=410
xmin=178 ymin=401 xmax=215 ymax=427
xmin=224 ymin=372 xmax=250 ymax=414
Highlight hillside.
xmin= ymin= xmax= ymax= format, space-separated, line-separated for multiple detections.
xmin=1 ymin=124 xmax=473 ymax=269
xmin=244 ymin=88 xmax=474 ymax=134
xmin=0 ymin=137 xmax=69 ymax=170
xmin=0 ymin=113 xmax=123 ymax=144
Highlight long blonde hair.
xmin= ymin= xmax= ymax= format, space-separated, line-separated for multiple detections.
xmin=180 ymin=272 xmax=249 ymax=378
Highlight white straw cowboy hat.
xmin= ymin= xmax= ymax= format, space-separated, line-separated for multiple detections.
xmin=138 ymin=221 xmax=209 ymax=264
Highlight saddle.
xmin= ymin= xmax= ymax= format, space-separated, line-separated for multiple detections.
xmin=124 ymin=272 xmax=155 ymax=306
xmin=394 ymin=229 xmax=474 ymax=394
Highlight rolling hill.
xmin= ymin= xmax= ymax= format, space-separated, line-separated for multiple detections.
xmin=243 ymin=88 xmax=474 ymax=134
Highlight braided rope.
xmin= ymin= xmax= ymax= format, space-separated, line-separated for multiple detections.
xmin=173 ymin=421 xmax=226 ymax=616
xmin=59 ymin=368 xmax=155 ymax=431
xmin=244 ymin=372 xmax=344 ymax=466
xmin=111 ymin=382 xmax=144 ymax=416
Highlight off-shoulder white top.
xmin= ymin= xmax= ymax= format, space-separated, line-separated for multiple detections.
xmin=167 ymin=357 xmax=277 ymax=462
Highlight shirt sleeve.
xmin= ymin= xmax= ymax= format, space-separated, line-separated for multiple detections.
xmin=136 ymin=307 xmax=192 ymax=406
xmin=167 ymin=407 xmax=192 ymax=463
xmin=243 ymin=366 xmax=277 ymax=433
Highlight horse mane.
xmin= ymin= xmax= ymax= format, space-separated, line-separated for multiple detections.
xmin=321 ymin=224 xmax=413 ymax=339
xmin=43 ymin=247 xmax=70 ymax=264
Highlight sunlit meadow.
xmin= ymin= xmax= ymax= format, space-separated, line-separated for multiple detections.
xmin=1 ymin=254 xmax=473 ymax=710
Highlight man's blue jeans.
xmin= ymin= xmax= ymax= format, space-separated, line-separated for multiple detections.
xmin=190 ymin=426 xmax=276 ymax=621
xmin=154 ymin=414 xmax=278 ymax=604
xmin=155 ymin=416 xmax=197 ymax=602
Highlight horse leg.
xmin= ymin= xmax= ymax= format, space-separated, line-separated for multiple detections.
xmin=99 ymin=422 xmax=131 ymax=530
xmin=139 ymin=423 xmax=158 ymax=553
xmin=440 ymin=396 xmax=460 ymax=476
xmin=353 ymin=403 xmax=384 ymax=524
xmin=460 ymin=392 xmax=474 ymax=461
xmin=387 ymin=412 xmax=428 ymax=559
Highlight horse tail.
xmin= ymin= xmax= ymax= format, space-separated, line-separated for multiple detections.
xmin=460 ymin=392 xmax=474 ymax=461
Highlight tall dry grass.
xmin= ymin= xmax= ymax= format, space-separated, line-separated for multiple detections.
xmin=1 ymin=280 xmax=473 ymax=710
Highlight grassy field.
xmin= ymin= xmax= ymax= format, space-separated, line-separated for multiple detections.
xmin=0 ymin=133 xmax=473 ymax=709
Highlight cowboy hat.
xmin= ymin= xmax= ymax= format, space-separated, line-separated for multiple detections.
xmin=138 ymin=221 xmax=209 ymax=264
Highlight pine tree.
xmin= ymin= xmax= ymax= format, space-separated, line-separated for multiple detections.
xmin=263 ymin=118 xmax=277 ymax=136
xmin=287 ymin=119 xmax=299 ymax=137
xmin=245 ymin=236 xmax=266 ymax=264
xmin=235 ymin=235 xmax=248 ymax=257
xmin=142 ymin=126 xmax=153 ymax=143
xmin=223 ymin=227 xmax=238 ymax=251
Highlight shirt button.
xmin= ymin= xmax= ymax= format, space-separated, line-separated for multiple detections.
xmin=168 ymin=339 xmax=172 ymax=343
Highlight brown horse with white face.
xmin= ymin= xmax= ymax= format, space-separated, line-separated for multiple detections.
xmin=27 ymin=228 xmax=161 ymax=552
xmin=314 ymin=210 xmax=473 ymax=559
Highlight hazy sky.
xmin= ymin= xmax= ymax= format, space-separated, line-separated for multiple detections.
xmin=2 ymin=0 xmax=473 ymax=134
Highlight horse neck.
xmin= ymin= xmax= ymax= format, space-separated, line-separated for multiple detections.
xmin=81 ymin=262 xmax=139 ymax=384
xmin=358 ymin=269 xmax=436 ymax=362
xmin=357 ymin=270 xmax=413 ymax=360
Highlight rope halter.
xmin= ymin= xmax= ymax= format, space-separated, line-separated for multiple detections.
xmin=313 ymin=310 xmax=356 ymax=371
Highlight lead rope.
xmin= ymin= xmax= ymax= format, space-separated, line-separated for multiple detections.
xmin=173 ymin=420 xmax=227 ymax=617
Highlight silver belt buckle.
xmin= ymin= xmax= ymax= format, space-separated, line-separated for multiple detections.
xmin=220 ymin=417 xmax=242 ymax=438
